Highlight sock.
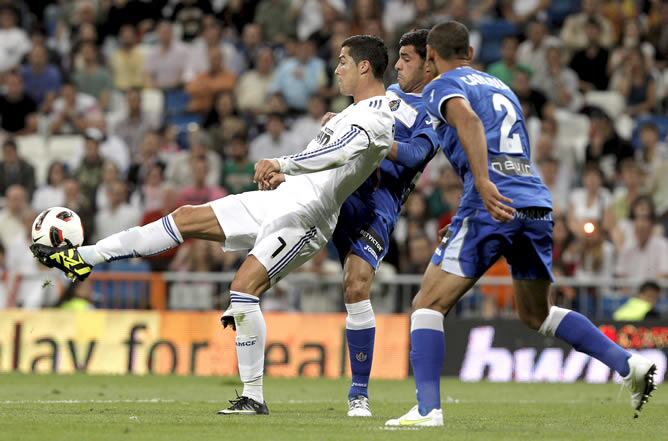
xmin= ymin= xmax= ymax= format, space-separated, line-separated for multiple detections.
xmin=345 ymin=300 xmax=375 ymax=399
xmin=229 ymin=291 xmax=266 ymax=403
xmin=539 ymin=306 xmax=631 ymax=376
xmin=410 ymin=308 xmax=445 ymax=415
xmin=78 ymin=215 xmax=183 ymax=265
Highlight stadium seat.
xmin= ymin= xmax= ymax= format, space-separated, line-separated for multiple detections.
xmin=47 ymin=135 xmax=84 ymax=171
xmin=615 ymin=114 xmax=634 ymax=140
xmin=164 ymin=113 xmax=204 ymax=149
xmin=554 ymin=110 xmax=590 ymax=164
xmin=93 ymin=260 xmax=151 ymax=309
xmin=477 ymin=20 xmax=519 ymax=65
xmin=584 ymin=91 xmax=625 ymax=119
xmin=15 ymin=135 xmax=49 ymax=185
xmin=547 ymin=0 xmax=581 ymax=27
xmin=142 ymin=88 xmax=165 ymax=122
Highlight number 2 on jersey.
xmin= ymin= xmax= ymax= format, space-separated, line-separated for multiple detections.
xmin=492 ymin=93 xmax=523 ymax=154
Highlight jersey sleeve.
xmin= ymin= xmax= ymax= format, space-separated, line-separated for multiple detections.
xmin=424 ymin=76 xmax=469 ymax=126
xmin=275 ymin=117 xmax=375 ymax=175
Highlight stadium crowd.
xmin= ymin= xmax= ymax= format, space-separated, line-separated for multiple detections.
xmin=0 ymin=0 xmax=666 ymax=315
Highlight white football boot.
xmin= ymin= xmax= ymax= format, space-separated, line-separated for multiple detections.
xmin=385 ymin=405 xmax=443 ymax=427
xmin=347 ymin=395 xmax=372 ymax=417
xmin=622 ymin=354 xmax=657 ymax=418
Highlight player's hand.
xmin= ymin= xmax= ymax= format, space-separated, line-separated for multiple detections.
xmin=476 ymin=179 xmax=515 ymax=222
xmin=437 ymin=224 xmax=450 ymax=242
xmin=258 ymin=173 xmax=286 ymax=190
xmin=320 ymin=112 xmax=337 ymax=126
xmin=254 ymin=159 xmax=281 ymax=184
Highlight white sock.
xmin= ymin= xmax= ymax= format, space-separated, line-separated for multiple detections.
xmin=345 ymin=300 xmax=375 ymax=330
xmin=229 ymin=291 xmax=266 ymax=403
xmin=78 ymin=215 xmax=183 ymax=265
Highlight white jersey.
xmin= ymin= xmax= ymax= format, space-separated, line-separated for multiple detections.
xmin=275 ymin=95 xmax=394 ymax=232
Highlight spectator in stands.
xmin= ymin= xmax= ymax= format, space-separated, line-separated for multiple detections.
xmin=72 ymin=41 xmax=113 ymax=111
xmin=0 ymin=72 xmax=37 ymax=135
xmin=110 ymin=24 xmax=144 ymax=91
xmin=537 ymin=156 xmax=569 ymax=214
xmin=73 ymin=130 xmax=105 ymax=205
xmin=185 ymin=15 xmax=245 ymax=81
xmin=615 ymin=196 xmax=668 ymax=280
xmin=170 ymin=0 xmax=213 ymax=42
xmin=611 ymin=47 xmax=657 ymax=118
xmin=267 ymin=38 xmax=326 ymax=112
xmin=569 ymin=17 xmax=610 ymax=92
xmin=186 ymin=47 xmax=236 ymax=114
xmin=254 ymin=0 xmax=295 ymax=44
xmin=584 ymin=110 xmax=634 ymax=184
xmin=238 ymin=23 xmax=263 ymax=68
xmin=573 ymin=220 xmax=616 ymax=281
xmin=0 ymin=139 xmax=35 ymax=198
xmin=403 ymin=232 xmax=433 ymax=274
xmin=0 ymin=5 xmax=30 ymax=73
xmin=20 ymin=44 xmax=62 ymax=112
xmin=93 ymin=180 xmax=141 ymax=242
xmin=647 ymin=1 xmax=668 ymax=67
xmin=167 ymin=129 xmax=222 ymax=188
xmin=636 ymin=122 xmax=668 ymax=175
xmin=396 ymin=191 xmax=437 ymax=246
xmin=127 ymin=130 xmax=166 ymax=190
xmin=168 ymin=238 xmax=222 ymax=310
xmin=517 ymin=19 xmax=560 ymax=90
xmin=538 ymin=44 xmax=583 ymax=112
xmin=486 ymin=36 xmax=530 ymax=88
xmin=235 ymin=46 xmax=275 ymax=116
xmin=609 ymin=158 xmax=645 ymax=227
xmin=205 ymin=92 xmax=247 ymax=157
xmin=32 ymin=161 xmax=68 ymax=213
xmin=646 ymin=160 xmax=668 ymax=222
xmin=512 ymin=68 xmax=547 ymax=119
xmin=613 ymin=281 xmax=661 ymax=321
xmin=290 ymin=95 xmax=328 ymax=149
xmin=57 ymin=279 xmax=95 ymax=310
xmin=48 ymin=81 xmax=103 ymax=135
xmin=222 ymin=135 xmax=256 ymax=195
xmin=61 ymin=178 xmax=94 ymax=243
xmin=139 ymin=162 xmax=170 ymax=214
xmin=96 ymin=159 xmax=139 ymax=212
xmin=0 ymin=185 xmax=28 ymax=247
xmin=144 ymin=20 xmax=189 ymax=90
xmin=608 ymin=18 xmax=657 ymax=75
xmin=567 ymin=162 xmax=612 ymax=237
xmin=176 ymin=157 xmax=226 ymax=207
xmin=0 ymin=242 xmax=6 ymax=307
xmin=249 ymin=113 xmax=297 ymax=161
xmin=427 ymin=166 xmax=462 ymax=226
xmin=114 ymin=88 xmax=157 ymax=162
xmin=560 ymin=0 xmax=614 ymax=50
xmin=292 ymin=0 xmax=345 ymax=42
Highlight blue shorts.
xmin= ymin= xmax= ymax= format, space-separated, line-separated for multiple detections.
xmin=332 ymin=194 xmax=393 ymax=270
xmin=431 ymin=206 xmax=554 ymax=281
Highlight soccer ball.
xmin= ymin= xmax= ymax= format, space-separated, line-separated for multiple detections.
xmin=31 ymin=207 xmax=84 ymax=247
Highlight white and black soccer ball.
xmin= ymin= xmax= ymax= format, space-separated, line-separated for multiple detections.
xmin=31 ymin=207 xmax=84 ymax=247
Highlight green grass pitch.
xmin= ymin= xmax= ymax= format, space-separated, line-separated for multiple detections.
xmin=0 ymin=374 xmax=665 ymax=441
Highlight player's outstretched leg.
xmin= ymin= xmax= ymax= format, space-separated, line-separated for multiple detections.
xmin=386 ymin=265 xmax=476 ymax=427
xmin=30 ymin=205 xmax=224 ymax=281
xmin=342 ymin=255 xmax=376 ymax=417
xmin=218 ymin=256 xmax=270 ymax=416
xmin=515 ymin=279 xmax=658 ymax=417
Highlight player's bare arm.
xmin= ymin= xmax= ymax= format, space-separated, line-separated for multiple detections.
xmin=443 ymin=97 xmax=515 ymax=222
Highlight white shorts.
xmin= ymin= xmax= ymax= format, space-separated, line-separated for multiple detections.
xmin=208 ymin=190 xmax=329 ymax=284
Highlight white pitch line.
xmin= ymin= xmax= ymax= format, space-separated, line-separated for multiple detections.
xmin=0 ymin=399 xmax=175 ymax=404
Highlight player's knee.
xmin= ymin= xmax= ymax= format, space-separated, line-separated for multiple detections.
xmin=411 ymin=292 xmax=452 ymax=315
xmin=343 ymin=278 xmax=371 ymax=303
xmin=518 ymin=310 xmax=546 ymax=330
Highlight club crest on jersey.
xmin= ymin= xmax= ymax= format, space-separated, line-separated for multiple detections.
xmin=315 ymin=128 xmax=333 ymax=146
xmin=355 ymin=352 xmax=368 ymax=362
xmin=389 ymin=99 xmax=401 ymax=111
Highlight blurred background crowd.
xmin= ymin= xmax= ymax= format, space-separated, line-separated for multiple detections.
xmin=0 ymin=0 xmax=666 ymax=317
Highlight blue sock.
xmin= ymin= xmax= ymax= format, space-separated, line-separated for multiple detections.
xmin=410 ymin=309 xmax=445 ymax=415
xmin=347 ymin=328 xmax=375 ymax=398
xmin=345 ymin=300 xmax=375 ymax=399
xmin=540 ymin=306 xmax=631 ymax=376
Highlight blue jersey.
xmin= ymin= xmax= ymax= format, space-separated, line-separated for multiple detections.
xmin=372 ymin=83 xmax=440 ymax=221
xmin=423 ymin=67 xmax=551 ymax=210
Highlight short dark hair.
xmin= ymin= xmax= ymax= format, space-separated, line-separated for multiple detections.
xmin=427 ymin=21 xmax=470 ymax=60
xmin=630 ymin=195 xmax=656 ymax=222
xmin=2 ymin=138 xmax=17 ymax=150
xmin=640 ymin=122 xmax=659 ymax=134
xmin=585 ymin=16 xmax=602 ymax=30
xmin=639 ymin=280 xmax=661 ymax=293
xmin=342 ymin=35 xmax=388 ymax=80
xmin=398 ymin=29 xmax=429 ymax=60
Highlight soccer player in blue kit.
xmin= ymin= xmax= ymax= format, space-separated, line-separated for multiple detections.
xmin=386 ymin=21 xmax=657 ymax=427
xmin=330 ymin=30 xmax=440 ymax=417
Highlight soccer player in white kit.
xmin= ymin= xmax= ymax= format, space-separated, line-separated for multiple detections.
xmin=31 ymin=35 xmax=394 ymax=415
